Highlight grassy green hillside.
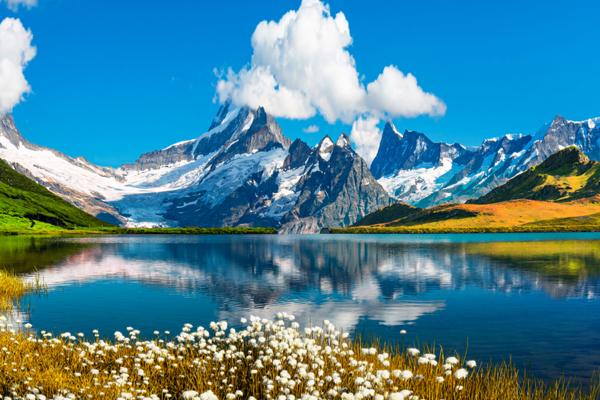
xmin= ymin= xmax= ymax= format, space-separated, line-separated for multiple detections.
xmin=0 ymin=157 xmax=111 ymax=233
xmin=351 ymin=203 xmax=422 ymax=227
xmin=468 ymin=146 xmax=600 ymax=204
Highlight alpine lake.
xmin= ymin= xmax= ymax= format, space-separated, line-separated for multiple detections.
xmin=1 ymin=233 xmax=600 ymax=385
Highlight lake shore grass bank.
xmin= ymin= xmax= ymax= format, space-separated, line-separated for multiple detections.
xmin=331 ymin=225 xmax=600 ymax=234
xmin=0 ymin=223 xmax=278 ymax=236
xmin=0 ymin=314 xmax=598 ymax=400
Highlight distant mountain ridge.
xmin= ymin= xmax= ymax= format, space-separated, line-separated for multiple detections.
xmin=372 ymin=115 xmax=600 ymax=208
xmin=352 ymin=146 xmax=600 ymax=229
xmin=468 ymin=146 xmax=600 ymax=204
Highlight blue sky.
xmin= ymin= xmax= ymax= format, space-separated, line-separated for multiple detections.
xmin=2 ymin=0 xmax=600 ymax=167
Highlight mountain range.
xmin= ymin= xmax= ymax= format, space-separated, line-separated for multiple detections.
xmin=0 ymin=103 xmax=393 ymax=233
xmin=0 ymin=102 xmax=599 ymax=232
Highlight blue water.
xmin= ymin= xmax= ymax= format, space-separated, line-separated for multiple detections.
xmin=3 ymin=233 xmax=600 ymax=383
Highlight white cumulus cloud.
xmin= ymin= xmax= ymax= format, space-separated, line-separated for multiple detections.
xmin=349 ymin=115 xmax=381 ymax=167
xmin=0 ymin=17 xmax=36 ymax=114
xmin=367 ymin=66 xmax=447 ymax=118
xmin=3 ymin=0 xmax=37 ymax=12
xmin=214 ymin=0 xmax=446 ymax=162
xmin=302 ymin=124 xmax=319 ymax=133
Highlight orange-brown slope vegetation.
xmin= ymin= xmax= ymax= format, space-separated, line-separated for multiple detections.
xmin=383 ymin=197 xmax=600 ymax=228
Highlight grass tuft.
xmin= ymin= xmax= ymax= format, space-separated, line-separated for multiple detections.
xmin=0 ymin=270 xmax=46 ymax=311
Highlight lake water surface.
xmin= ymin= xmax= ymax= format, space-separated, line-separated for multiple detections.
xmin=1 ymin=233 xmax=600 ymax=384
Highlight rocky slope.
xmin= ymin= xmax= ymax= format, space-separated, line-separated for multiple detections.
xmin=372 ymin=121 xmax=474 ymax=205
xmin=0 ymin=105 xmax=392 ymax=232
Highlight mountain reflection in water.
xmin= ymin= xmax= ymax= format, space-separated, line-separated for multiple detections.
xmin=2 ymin=233 xmax=599 ymax=383
xmin=33 ymin=235 xmax=600 ymax=300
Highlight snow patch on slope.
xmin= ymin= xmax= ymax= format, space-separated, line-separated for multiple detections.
xmin=198 ymin=148 xmax=288 ymax=208
xmin=379 ymin=157 xmax=462 ymax=203
xmin=259 ymin=165 xmax=304 ymax=219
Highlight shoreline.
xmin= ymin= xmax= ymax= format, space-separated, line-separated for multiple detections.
xmin=331 ymin=225 xmax=600 ymax=234
xmin=0 ymin=226 xmax=278 ymax=236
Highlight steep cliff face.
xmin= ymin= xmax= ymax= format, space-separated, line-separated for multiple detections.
xmin=120 ymin=140 xmax=196 ymax=172
xmin=370 ymin=122 xmax=404 ymax=179
xmin=518 ymin=116 xmax=600 ymax=169
xmin=277 ymin=134 xmax=395 ymax=233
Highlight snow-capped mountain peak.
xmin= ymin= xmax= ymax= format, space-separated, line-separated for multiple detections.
xmin=335 ymin=133 xmax=351 ymax=148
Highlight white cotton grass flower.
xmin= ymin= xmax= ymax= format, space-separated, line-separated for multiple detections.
xmin=389 ymin=391 xmax=412 ymax=400
xmin=181 ymin=391 xmax=198 ymax=400
xmin=446 ymin=356 xmax=459 ymax=364
xmin=454 ymin=368 xmax=469 ymax=379
xmin=399 ymin=370 xmax=413 ymax=380
xmin=407 ymin=348 xmax=420 ymax=356
xmin=435 ymin=376 xmax=444 ymax=383
xmin=466 ymin=360 xmax=477 ymax=368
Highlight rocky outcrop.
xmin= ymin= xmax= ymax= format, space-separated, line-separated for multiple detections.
xmin=120 ymin=141 xmax=196 ymax=172
xmin=206 ymin=106 xmax=292 ymax=172
xmin=278 ymin=134 xmax=395 ymax=232
xmin=370 ymin=122 xmax=404 ymax=179
xmin=372 ymin=126 xmax=472 ymax=177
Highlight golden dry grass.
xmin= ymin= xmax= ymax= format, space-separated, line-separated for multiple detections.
xmin=0 ymin=270 xmax=45 ymax=310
